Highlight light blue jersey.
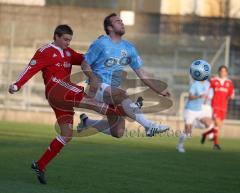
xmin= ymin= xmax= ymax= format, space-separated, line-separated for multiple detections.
xmin=84 ymin=35 xmax=143 ymax=87
xmin=185 ymin=80 xmax=211 ymax=111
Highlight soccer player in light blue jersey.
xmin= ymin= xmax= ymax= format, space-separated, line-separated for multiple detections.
xmin=177 ymin=79 xmax=215 ymax=153
xmin=78 ymin=13 xmax=171 ymax=137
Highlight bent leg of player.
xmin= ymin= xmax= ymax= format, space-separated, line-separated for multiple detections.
xmin=48 ymin=79 xmax=131 ymax=117
xmin=77 ymin=113 xmax=125 ymax=138
xmin=102 ymin=86 xmax=169 ymax=137
xmin=199 ymin=117 xmax=215 ymax=144
xmin=49 ymin=80 xmax=163 ymax=137
xmin=78 ymin=94 xmax=144 ymax=117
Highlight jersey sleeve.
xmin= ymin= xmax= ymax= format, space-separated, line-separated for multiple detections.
xmin=70 ymin=49 xmax=84 ymax=66
xmin=14 ymin=50 xmax=50 ymax=90
xmin=84 ymin=39 xmax=103 ymax=66
xmin=129 ymin=46 xmax=143 ymax=70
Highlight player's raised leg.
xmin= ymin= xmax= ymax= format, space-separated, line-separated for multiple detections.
xmin=78 ymin=113 xmax=125 ymax=138
xmin=102 ymin=86 xmax=169 ymax=137
xmin=77 ymin=97 xmax=143 ymax=137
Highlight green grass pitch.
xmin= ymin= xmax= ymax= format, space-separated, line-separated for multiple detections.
xmin=0 ymin=121 xmax=239 ymax=193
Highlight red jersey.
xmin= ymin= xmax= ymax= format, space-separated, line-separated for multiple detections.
xmin=14 ymin=43 xmax=84 ymax=97
xmin=210 ymin=77 xmax=234 ymax=112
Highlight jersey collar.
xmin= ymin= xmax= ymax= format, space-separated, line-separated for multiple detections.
xmin=50 ymin=43 xmax=64 ymax=58
xmin=216 ymin=77 xmax=227 ymax=85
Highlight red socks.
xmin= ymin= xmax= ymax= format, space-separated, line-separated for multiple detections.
xmin=213 ymin=129 xmax=218 ymax=145
xmin=203 ymin=128 xmax=215 ymax=136
xmin=203 ymin=128 xmax=219 ymax=145
xmin=37 ymin=136 xmax=65 ymax=171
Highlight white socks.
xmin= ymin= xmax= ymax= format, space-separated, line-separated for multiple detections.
xmin=85 ymin=118 xmax=111 ymax=135
xmin=121 ymin=98 xmax=152 ymax=128
xmin=178 ymin=132 xmax=188 ymax=145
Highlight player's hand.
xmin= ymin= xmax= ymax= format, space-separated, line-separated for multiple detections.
xmin=160 ymin=89 xmax=171 ymax=97
xmin=88 ymin=76 xmax=101 ymax=98
xmin=199 ymin=93 xmax=208 ymax=99
xmin=8 ymin=84 xmax=18 ymax=94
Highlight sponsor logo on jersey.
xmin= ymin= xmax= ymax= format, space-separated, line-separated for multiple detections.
xmin=104 ymin=56 xmax=131 ymax=67
xmin=119 ymin=57 xmax=131 ymax=66
xmin=120 ymin=49 xmax=127 ymax=57
xmin=30 ymin=59 xmax=37 ymax=66
xmin=53 ymin=53 xmax=57 ymax=58
xmin=104 ymin=57 xmax=118 ymax=67
xmin=55 ymin=63 xmax=61 ymax=67
xmin=216 ymin=87 xmax=228 ymax=93
xmin=63 ymin=62 xmax=71 ymax=68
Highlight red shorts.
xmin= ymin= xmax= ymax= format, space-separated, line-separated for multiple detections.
xmin=47 ymin=80 xmax=84 ymax=125
xmin=51 ymin=106 xmax=75 ymax=125
xmin=212 ymin=108 xmax=227 ymax=121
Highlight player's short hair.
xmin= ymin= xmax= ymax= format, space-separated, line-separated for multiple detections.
xmin=54 ymin=24 xmax=73 ymax=40
xmin=104 ymin=13 xmax=117 ymax=35
xmin=218 ymin=65 xmax=228 ymax=72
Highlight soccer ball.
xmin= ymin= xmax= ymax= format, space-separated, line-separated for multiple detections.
xmin=190 ymin=60 xmax=211 ymax=81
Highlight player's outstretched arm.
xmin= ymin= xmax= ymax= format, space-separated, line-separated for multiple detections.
xmin=134 ymin=67 xmax=170 ymax=97
xmin=8 ymin=49 xmax=50 ymax=95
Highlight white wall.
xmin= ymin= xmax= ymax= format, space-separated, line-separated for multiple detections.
xmin=0 ymin=0 xmax=45 ymax=6
xmin=160 ymin=0 xmax=240 ymax=18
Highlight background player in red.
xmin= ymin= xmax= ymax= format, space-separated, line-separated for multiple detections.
xmin=201 ymin=65 xmax=235 ymax=150
xmin=8 ymin=24 xmax=133 ymax=184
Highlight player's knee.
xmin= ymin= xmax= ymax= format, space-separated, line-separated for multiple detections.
xmin=111 ymin=128 xmax=124 ymax=138
xmin=64 ymin=136 xmax=73 ymax=143
xmin=114 ymin=90 xmax=129 ymax=103
xmin=60 ymin=124 xmax=73 ymax=143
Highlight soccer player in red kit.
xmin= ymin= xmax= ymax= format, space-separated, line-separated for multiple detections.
xmin=8 ymin=25 xmax=131 ymax=184
xmin=201 ymin=65 xmax=234 ymax=150
xmin=8 ymin=25 xmax=86 ymax=184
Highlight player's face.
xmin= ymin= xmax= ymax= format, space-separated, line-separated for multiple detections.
xmin=55 ymin=34 xmax=72 ymax=49
xmin=110 ymin=16 xmax=125 ymax=36
xmin=219 ymin=68 xmax=228 ymax=78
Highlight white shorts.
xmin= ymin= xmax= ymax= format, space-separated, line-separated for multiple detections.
xmin=183 ymin=109 xmax=206 ymax=125
xmin=94 ymin=83 xmax=110 ymax=103
xmin=193 ymin=105 xmax=213 ymax=129
xmin=201 ymin=104 xmax=212 ymax=118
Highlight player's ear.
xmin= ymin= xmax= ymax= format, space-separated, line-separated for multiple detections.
xmin=53 ymin=34 xmax=58 ymax=41
xmin=107 ymin=25 xmax=113 ymax=33
xmin=55 ymin=34 xmax=62 ymax=41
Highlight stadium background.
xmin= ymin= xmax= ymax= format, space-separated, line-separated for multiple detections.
xmin=0 ymin=1 xmax=240 ymax=193
xmin=0 ymin=0 xmax=240 ymax=138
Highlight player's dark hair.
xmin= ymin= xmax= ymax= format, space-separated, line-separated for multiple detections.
xmin=104 ymin=13 xmax=117 ymax=35
xmin=54 ymin=24 xmax=73 ymax=40
xmin=218 ymin=65 xmax=228 ymax=72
